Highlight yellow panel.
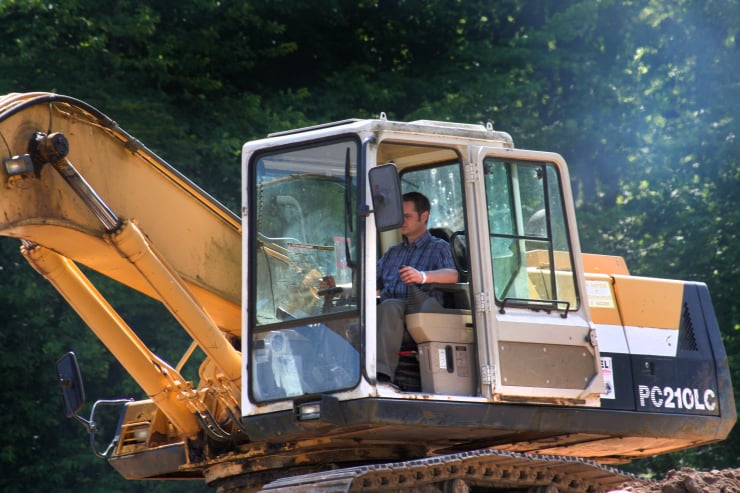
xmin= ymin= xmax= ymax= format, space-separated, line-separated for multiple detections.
xmin=526 ymin=249 xmax=573 ymax=270
xmin=612 ymin=275 xmax=684 ymax=330
xmin=527 ymin=268 xmax=578 ymax=307
xmin=582 ymin=253 xmax=630 ymax=275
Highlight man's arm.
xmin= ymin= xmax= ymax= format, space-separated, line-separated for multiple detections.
xmin=398 ymin=266 xmax=458 ymax=285
xmin=423 ymin=268 xmax=458 ymax=284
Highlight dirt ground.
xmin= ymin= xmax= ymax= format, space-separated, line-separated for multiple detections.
xmin=614 ymin=467 xmax=740 ymax=493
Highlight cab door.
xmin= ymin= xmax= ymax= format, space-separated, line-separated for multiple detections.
xmin=469 ymin=147 xmax=604 ymax=406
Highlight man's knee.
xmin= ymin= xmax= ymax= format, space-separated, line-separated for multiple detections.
xmin=378 ymin=298 xmax=406 ymax=319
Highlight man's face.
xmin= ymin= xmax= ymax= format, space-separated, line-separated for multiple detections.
xmin=400 ymin=200 xmax=428 ymax=241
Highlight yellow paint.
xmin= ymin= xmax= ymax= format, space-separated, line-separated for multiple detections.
xmin=0 ymin=93 xmax=244 ymax=440
xmin=22 ymin=244 xmax=202 ymax=438
xmin=0 ymin=94 xmax=242 ymax=336
xmin=582 ymin=253 xmax=630 ymax=275
xmin=612 ymin=275 xmax=684 ymax=330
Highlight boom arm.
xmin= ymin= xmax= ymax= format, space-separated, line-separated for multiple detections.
xmin=0 ymin=93 xmax=243 ymax=439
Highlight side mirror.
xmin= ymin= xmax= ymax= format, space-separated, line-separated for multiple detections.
xmin=55 ymin=351 xmax=133 ymax=458
xmin=368 ymin=163 xmax=403 ymax=232
xmin=56 ymin=351 xmax=86 ymax=418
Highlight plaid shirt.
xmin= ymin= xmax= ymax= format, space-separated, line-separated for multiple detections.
xmin=377 ymin=230 xmax=456 ymax=301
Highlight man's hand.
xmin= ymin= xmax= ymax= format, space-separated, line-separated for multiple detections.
xmin=398 ymin=265 xmax=425 ymax=285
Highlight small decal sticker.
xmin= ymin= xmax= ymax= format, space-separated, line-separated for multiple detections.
xmin=600 ymin=356 xmax=615 ymax=399
xmin=438 ymin=348 xmax=447 ymax=369
xmin=586 ymin=280 xmax=615 ymax=309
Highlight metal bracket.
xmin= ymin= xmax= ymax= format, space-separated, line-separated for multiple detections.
xmin=587 ymin=327 xmax=599 ymax=349
xmin=463 ymin=161 xmax=479 ymax=183
xmin=481 ymin=364 xmax=495 ymax=385
xmin=474 ymin=291 xmax=491 ymax=312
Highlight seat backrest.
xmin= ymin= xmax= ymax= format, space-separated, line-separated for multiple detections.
xmin=428 ymin=227 xmax=452 ymax=242
xmin=425 ymin=228 xmax=471 ymax=309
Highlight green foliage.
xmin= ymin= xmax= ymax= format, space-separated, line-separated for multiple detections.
xmin=0 ymin=0 xmax=738 ymax=488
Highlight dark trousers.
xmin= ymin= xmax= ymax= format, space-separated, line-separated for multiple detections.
xmin=377 ymin=298 xmax=408 ymax=378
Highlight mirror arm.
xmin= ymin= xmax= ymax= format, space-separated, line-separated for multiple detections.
xmin=71 ymin=398 xmax=133 ymax=458
xmin=358 ymin=204 xmax=372 ymax=217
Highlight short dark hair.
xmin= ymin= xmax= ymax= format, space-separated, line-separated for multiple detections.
xmin=402 ymin=191 xmax=430 ymax=215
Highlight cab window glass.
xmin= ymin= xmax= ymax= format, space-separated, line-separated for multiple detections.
xmin=402 ymin=162 xmax=464 ymax=234
xmin=248 ymin=140 xmax=361 ymax=402
xmin=483 ymin=159 xmax=578 ymax=311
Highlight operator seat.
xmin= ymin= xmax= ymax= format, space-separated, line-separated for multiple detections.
xmin=400 ymin=230 xmax=475 ymax=394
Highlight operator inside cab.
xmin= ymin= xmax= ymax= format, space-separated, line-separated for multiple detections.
xmin=375 ymin=192 xmax=458 ymax=386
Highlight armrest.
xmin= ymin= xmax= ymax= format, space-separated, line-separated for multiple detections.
xmin=429 ymin=282 xmax=471 ymax=310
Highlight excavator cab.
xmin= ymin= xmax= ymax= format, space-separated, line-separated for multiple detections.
xmin=240 ymin=118 xmax=604 ymax=419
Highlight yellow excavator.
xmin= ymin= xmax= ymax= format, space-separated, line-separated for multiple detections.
xmin=0 ymin=92 xmax=734 ymax=492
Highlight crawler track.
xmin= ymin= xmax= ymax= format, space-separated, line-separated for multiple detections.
xmin=220 ymin=449 xmax=646 ymax=492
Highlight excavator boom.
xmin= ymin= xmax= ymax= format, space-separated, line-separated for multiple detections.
xmin=0 ymin=93 xmax=243 ymax=440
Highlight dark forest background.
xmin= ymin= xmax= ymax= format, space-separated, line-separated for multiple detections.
xmin=0 ymin=1 xmax=737 ymax=491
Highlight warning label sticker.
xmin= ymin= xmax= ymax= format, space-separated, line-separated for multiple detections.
xmin=600 ymin=356 xmax=615 ymax=399
xmin=438 ymin=348 xmax=447 ymax=369
xmin=586 ymin=279 xmax=615 ymax=309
